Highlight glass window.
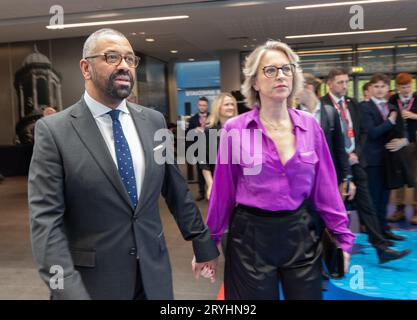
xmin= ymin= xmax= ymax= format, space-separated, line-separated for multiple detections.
xmin=357 ymin=45 xmax=395 ymax=74
xmin=396 ymin=45 xmax=417 ymax=73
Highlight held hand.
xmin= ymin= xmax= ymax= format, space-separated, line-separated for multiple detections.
xmin=348 ymin=153 xmax=359 ymax=166
xmin=402 ymin=110 xmax=417 ymax=120
xmin=346 ymin=181 xmax=356 ymax=201
xmin=385 ymin=138 xmax=407 ymax=152
xmin=339 ymin=181 xmax=356 ymax=201
xmin=388 ymin=111 xmax=398 ymax=122
xmin=343 ymin=251 xmax=350 ymax=274
xmin=191 ymin=256 xmax=218 ymax=283
xmin=206 ymin=184 xmax=212 ymax=201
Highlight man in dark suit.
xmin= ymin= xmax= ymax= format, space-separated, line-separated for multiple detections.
xmin=322 ymin=68 xmax=409 ymax=262
xmin=361 ymin=73 xmax=410 ymax=242
xmin=28 ymin=28 xmax=219 ymax=300
xmin=187 ymin=96 xmax=210 ymax=201
xmin=388 ymin=73 xmax=417 ymax=225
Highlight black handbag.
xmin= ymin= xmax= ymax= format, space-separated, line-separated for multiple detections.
xmin=321 ymin=229 xmax=345 ymax=279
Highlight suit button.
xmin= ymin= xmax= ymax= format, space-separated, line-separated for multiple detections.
xmin=129 ymin=247 xmax=137 ymax=255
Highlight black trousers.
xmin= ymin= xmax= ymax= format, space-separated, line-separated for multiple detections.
xmin=196 ymin=163 xmax=205 ymax=196
xmin=351 ymin=164 xmax=387 ymax=246
xmin=224 ymin=203 xmax=322 ymax=300
xmin=133 ymin=261 xmax=147 ymax=300
xmin=366 ymin=166 xmax=391 ymax=232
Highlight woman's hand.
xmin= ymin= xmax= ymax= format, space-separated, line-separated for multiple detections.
xmin=191 ymin=256 xmax=218 ymax=283
xmin=343 ymin=251 xmax=350 ymax=274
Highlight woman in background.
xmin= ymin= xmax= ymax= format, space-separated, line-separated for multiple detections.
xmin=200 ymin=93 xmax=238 ymax=200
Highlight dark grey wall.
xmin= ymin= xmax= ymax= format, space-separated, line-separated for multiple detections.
xmin=0 ymin=36 xmax=169 ymax=145
xmin=0 ymin=37 xmax=86 ymax=145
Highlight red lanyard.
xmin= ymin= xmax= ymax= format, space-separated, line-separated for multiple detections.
xmin=330 ymin=96 xmax=351 ymax=126
xmin=330 ymin=95 xmax=354 ymax=138
xmin=398 ymin=97 xmax=415 ymax=112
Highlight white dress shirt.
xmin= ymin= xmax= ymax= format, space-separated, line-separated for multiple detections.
xmin=84 ymin=90 xmax=145 ymax=202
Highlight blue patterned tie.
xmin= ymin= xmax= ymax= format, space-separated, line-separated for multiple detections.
xmin=108 ymin=109 xmax=138 ymax=207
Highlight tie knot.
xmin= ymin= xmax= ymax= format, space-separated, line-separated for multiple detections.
xmin=108 ymin=109 xmax=121 ymax=121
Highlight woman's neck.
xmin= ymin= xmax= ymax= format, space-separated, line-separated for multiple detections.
xmin=259 ymin=99 xmax=289 ymax=124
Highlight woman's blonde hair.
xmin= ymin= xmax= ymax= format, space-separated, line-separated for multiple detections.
xmin=241 ymin=40 xmax=304 ymax=108
xmin=206 ymin=92 xmax=238 ymax=128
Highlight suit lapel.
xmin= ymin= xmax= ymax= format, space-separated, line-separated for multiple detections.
xmin=319 ymin=104 xmax=329 ymax=133
xmin=369 ymin=99 xmax=384 ymax=123
xmin=69 ymin=99 xmax=133 ymax=211
xmin=127 ymin=103 xmax=155 ymax=216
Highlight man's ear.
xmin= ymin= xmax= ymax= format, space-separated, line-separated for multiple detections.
xmin=80 ymin=59 xmax=92 ymax=80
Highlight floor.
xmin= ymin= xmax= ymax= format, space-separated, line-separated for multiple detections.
xmin=0 ymin=176 xmax=224 ymax=300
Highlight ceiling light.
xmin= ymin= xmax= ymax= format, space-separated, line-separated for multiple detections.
xmin=296 ymin=48 xmax=352 ymax=54
xmin=286 ymin=28 xmax=407 ymax=39
xmin=358 ymin=45 xmax=395 ymax=50
xmin=286 ymin=0 xmax=400 ymax=10
xmin=188 ymin=58 xmax=195 ymax=62
xmin=46 ymin=15 xmax=189 ymax=29
xmin=145 ymin=38 xmax=155 ymax=42
xmin=170 ymin=50 xmax=178 ymax=53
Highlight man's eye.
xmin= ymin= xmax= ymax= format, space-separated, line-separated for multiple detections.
xmin=107 ymin=54 xmax=119 ymax=61
xmin=125 ymin=56 xmax=135 ymax=64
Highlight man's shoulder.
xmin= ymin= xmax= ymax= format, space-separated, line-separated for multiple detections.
xmin=128 ymin=103 xmax=166 ymax=124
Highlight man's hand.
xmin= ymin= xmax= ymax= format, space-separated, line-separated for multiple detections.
xmin=339 ymin=180 xmax=356 ymax=201
xmin=206 ymin=183 xmax=212 ymax=200
xmin=388 ymin=110 xmax=398 ymax=123
xmin=348 ymin=153 xmax=359 ymax=166
xmin=191 ymin=256 xmax=218 ymax=283
xmin=402 ymin=110 xmax=417 ymax=120
xmin=385 ymin=138 xmax=408 ymax=152
xmin=343 ymin=251 xmax=350 ymax=274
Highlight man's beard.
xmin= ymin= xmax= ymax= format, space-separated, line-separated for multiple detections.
xmin=105 ymin=70 xmax=134 ymax=100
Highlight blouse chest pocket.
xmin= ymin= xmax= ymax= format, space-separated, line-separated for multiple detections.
xmin=298 ymin=150 xmax=319 ymax=165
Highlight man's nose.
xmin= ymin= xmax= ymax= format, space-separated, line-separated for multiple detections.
xmin=117 ymin=57 xmax=130 ymax=70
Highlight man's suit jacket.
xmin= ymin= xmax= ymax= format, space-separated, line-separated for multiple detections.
xmin=388 ymin=92 xmax=417 ymax=143
xmin=360 ymin=99 xmax=397 ymax=167
xmin=28 ymin=98 xmax=219 ymax=300
xmin=296 ymin=104 xmax=350 ymax=184
xmin=321 ymin=94 xmax=367 ymax=167
xmin=188 ymin=112 xmax=209 ymax=131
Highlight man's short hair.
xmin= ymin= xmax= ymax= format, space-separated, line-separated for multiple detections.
xmin=327 ymin=68 xmax=349 ymax=81
xmin=369 ymin=73 xmax=390 ymax=85
xmin=396 ymin=73 xmax=413 ymax=86
xmin=83 ymin=28 xmax=127 ymax=58
xmin=303 ymin=73 xmax=322 ymax=96
xmin=363 ymin=82 xmax=371 ymax=93
xmin=198 ymin=96 xmax=209 ymax=103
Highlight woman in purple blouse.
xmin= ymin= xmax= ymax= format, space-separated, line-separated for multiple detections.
xmin=205 ymin=41 xmax=355 ymax=300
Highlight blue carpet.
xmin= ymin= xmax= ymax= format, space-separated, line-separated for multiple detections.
xmin=326 ymin=230 xmax=417 ymax=300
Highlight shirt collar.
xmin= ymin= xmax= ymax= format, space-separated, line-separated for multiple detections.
xmin=371 ymin=97 xmax=387 ymax=106
xmin=84 ymin=90 xmax=129 ymax=119
xmin=399 ymin=94 xmax=412 ymax=102
xmin=245 ymin=105 xmax=307 ymax=131
xmin=299 ymin=102 xmax=321 ymax=114
xmin=329 ymin=92 xmax=345 ymax=104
